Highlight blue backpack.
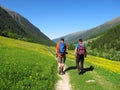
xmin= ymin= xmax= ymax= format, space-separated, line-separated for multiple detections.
xmin=59 ymin=43 xmax=66 ymax=54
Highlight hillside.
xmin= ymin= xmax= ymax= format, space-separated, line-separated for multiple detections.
xmin=0 ymin=6 xmax=55 ymax=46
xmin=0 ymin=36 xmax=57 ymax=90
xmin=88 ymin=24 xmax=120 ymax=61
xmin=53 ymin=16 xmax=120 ymax=43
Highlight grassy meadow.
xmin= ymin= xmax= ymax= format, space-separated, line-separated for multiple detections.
xmin=0 ymin=36 xmax=58 ymax=90
xmin=65 ymin=50 xmax=120 ymax=90
xmin=0 ymin=36 xmax=120 ymax=90
xmin=48 ymin=46 xmax=120 ymax=90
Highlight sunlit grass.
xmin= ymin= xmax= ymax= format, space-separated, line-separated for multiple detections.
xmin=66 ymin=49 xmax=120 ymax=90
xmin=0 ymin=36 xmax=57 ymax=90
xmin=66 ymin=49 xmax=120 ymax=74
xmin=86 ymin=55 xmax=120 ymax=74
xmin=0 ymin=36 xmax=53 ymax=56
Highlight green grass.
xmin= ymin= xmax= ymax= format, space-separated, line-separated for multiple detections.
xmin=0 ymin=36 xmax=58 ymax=90
xmin=37 ymin=42 xmax=120 ymax=90
xmin=65 ymin=50 xmax=120 ymax=90
xmin=66 ymin=60 xmax=103 ymax=90
xmin=1 ymin=36 xmax=120 ymax=90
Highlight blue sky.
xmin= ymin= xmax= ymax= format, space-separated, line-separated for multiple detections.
xmin=0 ymin=0 xmax=120 ymax=39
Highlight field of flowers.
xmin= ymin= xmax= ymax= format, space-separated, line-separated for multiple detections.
xmin=67 ymin=50 xmax=120 ymax=74
xmin=65 ymin=50 xmax=120 ymax=90
xmin=0 ymin=36 xmax=58 ymax=90
xmin=1 ymin=36 xmax=120 ymax=90
xmin=86 ymin=55 xmax=120 ymax=74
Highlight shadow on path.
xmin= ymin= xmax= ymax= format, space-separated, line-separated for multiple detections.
xmin=79 ymin=66 xmax=94 ymax=75
xmin=64 ymin=65 xmax=94 ymax=75
xmin=64 ymin=66 xmax=77 ymax=72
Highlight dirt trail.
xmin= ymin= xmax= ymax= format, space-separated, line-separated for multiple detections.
xmin=55 ymin=71 xmax=72 ymax=90
xmin=47 ymin=47 xmax=72 ymax=90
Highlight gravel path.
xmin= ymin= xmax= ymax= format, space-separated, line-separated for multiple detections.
xmin=55 ymin=70 xmax=72 ymax=90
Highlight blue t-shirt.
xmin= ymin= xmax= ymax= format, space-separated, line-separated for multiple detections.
xmin=75 ymin=43 xmax=86 ymax=49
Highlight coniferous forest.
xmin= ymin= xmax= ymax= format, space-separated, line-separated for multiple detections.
xmin=88 ymin=24 xmax=120 ymax=61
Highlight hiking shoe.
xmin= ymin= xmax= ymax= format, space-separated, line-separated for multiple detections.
xmin=78 ymin=70 xmax=85 ymax=75
xmin=78 ymin=70 xmax=81 ymax=74
xmin=58 ymin=67 xmax=62 ymax=74
xmin=78 ymin=71 xmax=83 ymax=75
xmin=60 ymin=71 xmax=65 ymax=75
xmin=78 ymin=70 xmax=84 ymax=75
xmin=63 ymin=71 xmax=65 ymax=74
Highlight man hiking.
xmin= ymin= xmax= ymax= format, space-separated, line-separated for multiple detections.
xmin=74 ymin=39 xmax=87 ymax=74
xmin=56 ymin=38 xmax=68 ymax=75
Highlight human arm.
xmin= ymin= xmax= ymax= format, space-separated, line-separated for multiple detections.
xmin=74 ymin=44 xmax=78 ymax=58
xmin=65 ymin=44 xmax=68 ymax=54
xmin=56 ymin=43 xmax=59 ymax=53
xmin=56 ymin=43 xmax=59 ymax=57
xmin=74 ymin=48 xmax=77 ymax=57
xmin=84 ymin=44 xmax=87 ymax=57
xmin=66 ymin=44 xmax=68 ymax=51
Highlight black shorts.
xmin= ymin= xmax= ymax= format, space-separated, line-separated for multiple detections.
xmin=76 ymin=54 xmax=84 ymax=61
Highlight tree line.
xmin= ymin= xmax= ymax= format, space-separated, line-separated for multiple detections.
xmin=87 ymin=24 xmax=120 ymax=61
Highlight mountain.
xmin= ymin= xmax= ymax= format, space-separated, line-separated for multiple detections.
xmin=0 ymin=6 xmax=55 ymax=46
xmin=88 ymin=23 xmax=120 ymax=61
xmin=53 ymin=30 xmax=87 ymax=43
xmin=53 ymin=16 xmax=120 ymax=43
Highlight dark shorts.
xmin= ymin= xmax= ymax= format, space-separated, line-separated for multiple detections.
xmin=76 ymin=54 xmax=84 ymax=70
xmin=57 ymin=54 xmax=66 ymax=64
xmin=76 ymin=54 xmax=84 ymax=61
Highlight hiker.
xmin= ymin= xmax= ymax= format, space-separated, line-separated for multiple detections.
xmin=74 ymin=39 xmax=87 ymax=74
xmin=56 ymin=38 xmax=68 ymax=75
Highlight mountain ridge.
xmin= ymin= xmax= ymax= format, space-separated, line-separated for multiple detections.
xmin=53 ymin=16 xmax=120 ymax=43
xmin=0 ymin=6 xmax=55 ymax=46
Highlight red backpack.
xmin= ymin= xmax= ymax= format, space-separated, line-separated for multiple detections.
xmin=77 ymin=44 xmax=86 ymax=55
